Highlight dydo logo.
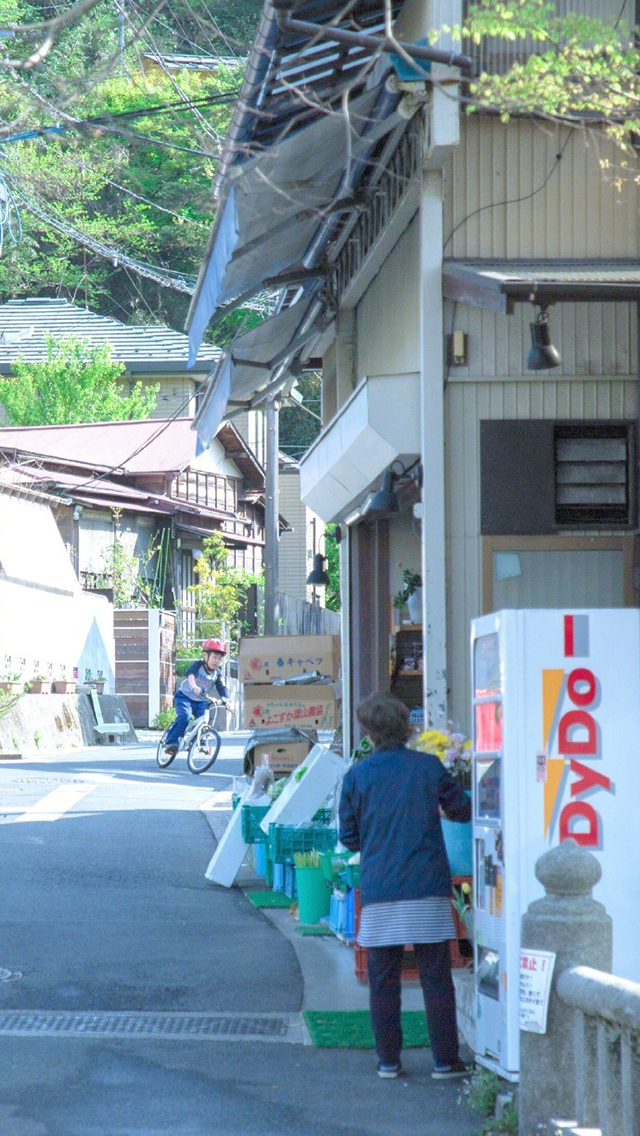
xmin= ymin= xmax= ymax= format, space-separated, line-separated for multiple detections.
xmin=542 ymin=614 xmax=611 ymax=847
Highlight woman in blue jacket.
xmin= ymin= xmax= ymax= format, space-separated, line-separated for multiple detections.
xmin=339 ymin=692 xmax=471 ymax=1080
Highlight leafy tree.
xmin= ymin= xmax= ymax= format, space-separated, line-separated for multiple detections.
xmin=279 ymin=371 xmax=322 ymax=460
xmin=324 ymin=523 xmax=340 ymax=612
xmin=460 ymin=0 xmax=640 ymax=148
xmin=0 ymin=335 xmax=159 ymax=425
xmin=188 ymin=530 xmax=262 ymax=651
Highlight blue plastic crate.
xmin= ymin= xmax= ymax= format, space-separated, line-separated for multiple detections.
xmin=284 ymin=863 xmax=297 ymax=899
xmin=408 ymin=709 xmax=425 ymax=727
xmin=329 ymin=889 xmax=353 ymax=940
xmin=272 ymin=862 xmax=286 ymax=893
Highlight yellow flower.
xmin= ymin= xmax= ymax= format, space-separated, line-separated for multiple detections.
xmin=461 ymin=882 xmax=472 ymax=895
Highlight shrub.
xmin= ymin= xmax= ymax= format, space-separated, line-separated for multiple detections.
xmin=153 ymin=707 xmax=176 ymax=731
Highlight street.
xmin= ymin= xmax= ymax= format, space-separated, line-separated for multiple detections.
xmin=0 ymin=739 xmax=479 ymax=1136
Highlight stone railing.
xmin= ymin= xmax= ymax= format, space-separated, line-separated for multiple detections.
xmin=519 ymin=841 xmax=640 ymax=1136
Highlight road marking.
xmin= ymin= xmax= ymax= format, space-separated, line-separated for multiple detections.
xmin=13 ymin=779 xmax=110 ymax=823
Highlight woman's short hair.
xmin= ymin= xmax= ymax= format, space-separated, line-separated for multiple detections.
xmin=356 ymin=692 xmax=411 ymax=750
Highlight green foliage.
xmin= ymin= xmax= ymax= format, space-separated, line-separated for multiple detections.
xmin=458 ymin=0 xmax=640 ymax=147
xmin=153 ymin=706 xmax=177 ymax=731
xmin=0 ymin=336 xmax=158 ymax=425
xmin=100 ymin=519 xmax=161 ymax=608
xmin=188 ymin=531 xmax=262 ymax=649
xmin=393 ymin=568 xmax=422 ymax=610
xmin=475 ymin=1104 xmax=518 ymax=1136
xmin=0 ymin=690 xmax=20 ymax=719
xmin=279 ymin=372 xmax=322 ymax=461
xmin=467 ymin=1067 xmax=500 ymax=1117
xmin=324 ymin=524 xmax=340 ymax=612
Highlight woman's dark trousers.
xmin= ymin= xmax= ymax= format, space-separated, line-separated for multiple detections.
xmin=366 ymin=941 xmax=459 ymax=1066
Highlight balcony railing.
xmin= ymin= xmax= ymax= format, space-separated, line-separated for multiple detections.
xmin=172 ymin=471 xmax=237 ymax=514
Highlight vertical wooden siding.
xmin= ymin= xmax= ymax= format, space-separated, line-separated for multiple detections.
xmin=445 ymin=377 xmax=638 ymax=730
xmin=444 ymin=118 xmax=640 ymax=260
xmin=114 ymin=609 xmax=176 ymax=727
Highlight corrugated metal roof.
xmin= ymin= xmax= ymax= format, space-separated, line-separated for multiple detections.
xmin=443 ymin=259 xmax=640 ymax=313
xmin=0 ymin=417 xmax=199 ymax=474
xmin=0 ymin=298 xmax=220 ymax=374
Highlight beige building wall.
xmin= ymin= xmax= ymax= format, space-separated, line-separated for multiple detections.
xmin=445 ymin=117 xmax=640 ymax=259
xmin=354 ymin=214 xmax=420 ymax=382
xmin=278 ymin=467 xmax=321 ymax=603
xmin=135 ymin=375 xmax=199 ymax=418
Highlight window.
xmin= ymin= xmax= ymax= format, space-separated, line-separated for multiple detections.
xmin=555 ymin=424 xmax=633 ymax=527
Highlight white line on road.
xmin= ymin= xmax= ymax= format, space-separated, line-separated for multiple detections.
xmin=13 ymin=779 xmax=112 ymax=823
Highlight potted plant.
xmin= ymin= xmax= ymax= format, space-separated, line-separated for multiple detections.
xmin=393 ymin=569 xmax=422 ymax=624
xmin=93 ymin=670 xmax=106 ymax=695
xmin=52 ymin=676 xmax=76 ymax=694
xmin=0 ymin=673 xmax=24 ymax=694
xmin=410 ymin=725 xmax=472 ymax=875
xmin=27 ymin=675 xmax=51 ymax=694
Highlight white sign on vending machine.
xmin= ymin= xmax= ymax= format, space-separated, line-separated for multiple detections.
xmin=470 ymin=609 xmax=640 ymax=1080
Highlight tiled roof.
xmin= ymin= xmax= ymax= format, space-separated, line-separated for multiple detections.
xmin=0 ymin=297 xmax=220 ymax=374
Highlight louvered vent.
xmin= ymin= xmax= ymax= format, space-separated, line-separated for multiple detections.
xmin=555 ymin=425 xmax=631 ymax=526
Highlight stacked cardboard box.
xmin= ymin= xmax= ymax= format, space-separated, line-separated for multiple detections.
xmin=239 ymin=634 xmax=341 ymax=771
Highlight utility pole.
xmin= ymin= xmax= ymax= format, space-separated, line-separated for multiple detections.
xmin=264 ymin=396 xmax=280 ymax=636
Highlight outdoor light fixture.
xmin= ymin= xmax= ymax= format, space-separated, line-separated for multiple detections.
xmin=367 ymin=467 xmax=401 ymax=516
xmin=306 ymin=551 xmax=331 ymax=588
xmin=526 ymin=307 xmax=561 ymax=371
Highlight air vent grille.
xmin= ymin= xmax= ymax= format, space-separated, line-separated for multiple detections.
xmin=555 ymin=426 xmax=631 ymax=526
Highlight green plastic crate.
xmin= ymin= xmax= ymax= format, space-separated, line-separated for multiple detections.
xmin=312 ymin=807 xmax=333 ymax=824
xmin=345 ymin=863 xmax=361 ymax=888
xmin=241 ymin=804 xmax=271 ymax=844
xmin=268 ymin=823 xmax=337 ymax=865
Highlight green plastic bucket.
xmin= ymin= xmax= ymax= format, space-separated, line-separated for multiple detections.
xmin=295 ymin=866 xmax=331 ymax=924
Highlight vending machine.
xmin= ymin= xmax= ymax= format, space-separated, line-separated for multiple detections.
xmin=470 ymin=608 xmax=640 ymax=1080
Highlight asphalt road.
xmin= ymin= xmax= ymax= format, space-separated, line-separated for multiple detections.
xmin=0 ymin=739 xmax=480 ymax=1136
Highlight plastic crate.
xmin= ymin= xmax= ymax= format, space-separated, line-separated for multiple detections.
xmin=312 ymin=807 xmax=333 ymax=824
xmin=344 ymin=863 xmax=361 ymax=888
xmin=329 ymin=889 xmax=353 ymax=940
xmin=284 ymin=863 xmax=297 ymax=899
xmin=352 ymin=884 xmax=472 ymax=981
xmin=272 ymin=862 xmax=286 ymax=892
xmin=268 ymin=824 xmax=337 ymax=865
xmin=231 ymin=794 xmax=241 ymax=810
xmin=241 ymin=804 xmax=271 ymax=845
xmin=408 ymin=709 xmax=425 ymax=727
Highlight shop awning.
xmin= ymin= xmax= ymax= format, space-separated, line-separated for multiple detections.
xmin=193 ymin=302 xmax=323 ymax=453
xmin=442 ymin=259 xmax=640 ymax=314
xmin=187 ymin=82 xmax=402 ymax=365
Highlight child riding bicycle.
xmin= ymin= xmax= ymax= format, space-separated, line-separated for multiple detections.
xmin=164 ymin=639 xmax=231 ymax=757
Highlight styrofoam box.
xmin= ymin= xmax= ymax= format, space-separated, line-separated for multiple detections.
xmin=260 ymin=744 xmax=348 ymax=834
xmin=204 ymin=787 xmax=253 ymax=888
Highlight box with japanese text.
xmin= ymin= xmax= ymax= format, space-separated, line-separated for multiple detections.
xmin=239 ymin=634 xmax=340 ymax=685
xmin=243 ymin=683 xmax=341 ymax=730
xmin=255 ymin=741 xmax=310 ymax=771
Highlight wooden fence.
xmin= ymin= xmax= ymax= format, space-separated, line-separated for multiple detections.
xmin=114 ymin=609 xmax=175 ymax=727
xmin=244 ymin=585 xmax=341 ymax=637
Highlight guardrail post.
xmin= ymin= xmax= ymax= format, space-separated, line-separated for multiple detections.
xmin=519 ymin=839 xmax=612 ymax=1136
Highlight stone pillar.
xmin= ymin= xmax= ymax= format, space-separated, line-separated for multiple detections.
xmin=519 ymin=840 xmax=612 ymax=1136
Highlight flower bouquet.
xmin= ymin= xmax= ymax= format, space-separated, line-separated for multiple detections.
xmin=410 ymin=725 xmax=472 ymax=789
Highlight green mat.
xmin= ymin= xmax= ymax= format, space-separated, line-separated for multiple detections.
xmin=296 ymin=925 xmax=334 ymax=936
xmin=245 ymin=891 xmax=292 ymax=909
xmin=304 ymin=1011 xmax=429 ymax=1049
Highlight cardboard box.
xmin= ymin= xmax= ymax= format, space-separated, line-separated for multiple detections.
xmin=239 ymin=634 xmax=340 ymax=685
xmin=243 ymin=683 xmax=341 ymax=730
xmin=253 ymin=740 xmax=310 ymax=772
xmin=260 ymin=744 xmax=349 ymax=834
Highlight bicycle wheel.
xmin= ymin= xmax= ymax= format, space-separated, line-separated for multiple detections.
xmin=187 ymin=723 xmax=221 ymax=774
xmin=156 ymin=730 xmax=177 ymax=768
